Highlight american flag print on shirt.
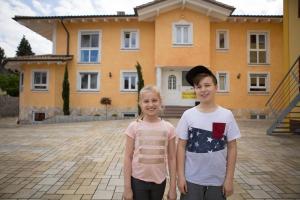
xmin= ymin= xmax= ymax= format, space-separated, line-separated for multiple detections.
xmin=186 ymin=126 xmax=227 ymax=153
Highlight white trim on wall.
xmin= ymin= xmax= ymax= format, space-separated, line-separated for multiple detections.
xmin=216 ymin=29 xmax=229 ymax=50
xmin=120 ymin=69 xmax=138 ymax=92
xmin=247 ymin=30 xmax=270 ymax=65
xmin=120 ymin=29 xmax=140 ymax=50
xmin=247 ymin=71 xmax=270 ymax=93
xmin=172 ymin=20 xmax=193 ymax=46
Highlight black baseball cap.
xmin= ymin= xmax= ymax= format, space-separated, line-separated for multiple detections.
xmin=185 ymin=65 xmax=217 ymax=86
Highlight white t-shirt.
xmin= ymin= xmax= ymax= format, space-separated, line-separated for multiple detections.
xmin=176 ymin=106 xmax=241 ymax=186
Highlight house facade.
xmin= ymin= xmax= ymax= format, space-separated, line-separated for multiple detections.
xmin=6 ymin=0 xmax=285 ymax=123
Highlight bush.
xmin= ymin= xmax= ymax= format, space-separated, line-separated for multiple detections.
xmin=0 ymin=73 xmax=19 ymax=97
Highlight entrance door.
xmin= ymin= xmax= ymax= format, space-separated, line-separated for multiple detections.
xmin=163 ymin=70 xmax=195 ymax=106
xmin=163 ymin=70 xmax=180 ymax=106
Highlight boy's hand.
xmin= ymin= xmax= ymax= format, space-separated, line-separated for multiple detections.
xmin=123 ymin=187 xmax=133 ymax=200
xmin=177 ymin=175 xmax=188 ymax=194
xmin=223 ymin=178 xmax=234 ymax=197
xmin=167 ymin=187 xmax=177 ymax=200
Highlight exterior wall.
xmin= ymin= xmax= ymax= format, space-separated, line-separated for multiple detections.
xmin=287 ymin=0 xmax=300 ymax=65
xmin=155 ymin=8 xmax=210 ymax=67
xmin=18 ymin=7 xmax=285 ymax=122
xmin=211 ymin=21 xmax=284 ymax=118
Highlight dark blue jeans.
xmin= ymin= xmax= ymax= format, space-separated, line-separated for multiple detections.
xmin=131 ymin=176 xmax=166 ymax=200
xmin=180 ymin=181 xmax=226 ymax=200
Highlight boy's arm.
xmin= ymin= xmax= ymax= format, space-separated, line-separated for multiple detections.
xmin=123 ymin=135 xmax=134 ymax=199
xmin=177 ymin=138 xmax=188 ymax=194
xmin=167 ymin=137 xmax=177 ymax=199
xmin=223 ymin=139 xmax=237 ymax=197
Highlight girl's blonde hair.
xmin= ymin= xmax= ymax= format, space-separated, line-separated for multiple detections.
xmin=137 ymin=85 xmax=163 ymax=120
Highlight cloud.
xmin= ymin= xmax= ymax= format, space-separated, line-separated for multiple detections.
xmin=0 ymin=0 xmax=51 ymax=57
xmin=32 ymin=0 xmax=52 ymax=16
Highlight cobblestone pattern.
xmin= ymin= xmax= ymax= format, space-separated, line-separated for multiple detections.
xmin=0 ymin=119 xmax=299 ymax=199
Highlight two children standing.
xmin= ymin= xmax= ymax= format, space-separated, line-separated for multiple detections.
xmin=123 ymin=65 xmax=241 ymax=200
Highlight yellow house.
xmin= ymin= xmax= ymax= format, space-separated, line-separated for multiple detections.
xmin=5 ymin=0 xmax=286 ymax=124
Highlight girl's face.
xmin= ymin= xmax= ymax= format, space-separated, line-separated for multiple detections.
xmin=140 ymin=91 xmax=161 ymax=117
xmin=194 ymin=76 xmax=217 ymax=104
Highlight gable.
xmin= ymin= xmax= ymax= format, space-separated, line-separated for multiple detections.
xmin=135 ymin=0 xmax=235 ymax=21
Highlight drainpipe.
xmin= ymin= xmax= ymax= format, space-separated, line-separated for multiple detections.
xmin=60 ymin=18 xmax=70 ymax=56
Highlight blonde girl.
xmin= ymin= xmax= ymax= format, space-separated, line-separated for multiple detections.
xmin=123 ymin=85 xmax=177 ymax=200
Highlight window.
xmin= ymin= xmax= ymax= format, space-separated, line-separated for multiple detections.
xmin=33 ymin=112 xmax=45 ymax=122
xmin=181 ymin=71 xmax=190 ymax=87
xmin=217 ymin=72 xmax=229 ymax=92
xmin=250 ymin=114 xmax=266 ymax=119
xmin=122 ymin=112 xmax=137 ymax=118
xmin=121 ymin=72 xmax=138 ymax=91
xmin=216 ymin=30 xmax=229 ymax=49
xmin=248 ymin=32 xmax=269 ymax=64
xmin=79 ymin=31 xmax=100 ymax=63
xmin=173 ymin=21 xmax=193 ymax=45
xmin=78 ymin=72 xmax=99 ymax=91
xmin=32 ymin=71 xmax=48 ymax=90
xmin=121 ymin=30 xmax=139 ymax=49
xmin=168 ymin=75 xmax=176 ymax=90
xmin=249 ymin=73 xmax=269 ymax=92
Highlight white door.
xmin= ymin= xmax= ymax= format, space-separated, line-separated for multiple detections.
xmin=163 ymin=70 xmax=180 ymax=105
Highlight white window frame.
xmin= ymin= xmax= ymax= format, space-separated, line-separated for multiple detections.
xmin=248 ymin=72 xmax=270 ymax=93
xmin=77 ymin=71 xmax=100 ymax=92
xmin=216 ymin=29 xmax=229 ymax=50
xmin=216 ymin=71 xmax=229 ymax=92
xmin=247 ymin=31 xmax=270 ymax=65
xmin=172 ymin=20 xmax=193 ymax=46
xmin=78 ymin=30 xmax=101 ymax=63
xmin=121 ymin=29 xmax=140 ymax=50
xmin=31 ymin=70 xmax=49 ymax=91
xmin=120 ymin=70 xmax=138 ymax=92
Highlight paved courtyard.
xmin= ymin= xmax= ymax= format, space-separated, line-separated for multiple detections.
xmin=0 ymin=118 xmax=299 ymax=200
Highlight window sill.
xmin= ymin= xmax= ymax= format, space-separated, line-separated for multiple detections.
xmin=248 ymin=92 xmax=269 ymax=96
xmin=248 ymin=63 xmax=270 ymax=67
xmin=217 ymin=91 xmax=230 ymax=94
xmin=120 ymin=48 xmax=140 ymax=51
xmin=120 ymin=90 xmax=138 ymax=93
xmin=77 ymin=90 xmax=100 ymax=93
xmin=216 ymin=48 xmax=229 ymax=52
xmin=77 ymin=62 xmax=100 ymax=65
xmin=172 ymin=44 xmax=193 ymax=48
xmin=31 ymin=89 xmax=49 ymax=92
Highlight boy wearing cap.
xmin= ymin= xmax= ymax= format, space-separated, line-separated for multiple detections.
xmin=176 ymin=65 xmax=241 ymax=200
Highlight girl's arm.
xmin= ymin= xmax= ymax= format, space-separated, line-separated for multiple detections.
xmin=177 ymin=138 xmax=188 ymax=194
xmin=223 ymin=139 xmax=237 ymax=197
xmin=167 ymin=137 xmax=177 ymax=199
xmin=123 ymin=135 xmax=134 ymax=200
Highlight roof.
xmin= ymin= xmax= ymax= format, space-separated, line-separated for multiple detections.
xmin=4 ymin=55 xmax=73 ymax=71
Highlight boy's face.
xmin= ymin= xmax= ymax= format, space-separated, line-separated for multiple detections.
xmin=194 ymin=76 xmax=217 ymax=104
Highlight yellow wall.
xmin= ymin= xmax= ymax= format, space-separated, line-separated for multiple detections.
xmin=55 ymin=20 xmax=155 ymax=109
xmin=211 ymin=22 xmax=284 ymax=111
xmin=286 ymin=0 xmax=300 ymax=65
xmin=155 ymin=8 xmax=210 ymax=67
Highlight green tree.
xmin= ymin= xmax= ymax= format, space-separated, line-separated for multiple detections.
xmin=135 ymin=62 xmax=144 ymax=115
xmin=0 ymin=47 xmax=7 ymax=74
xmin=62 ymin=65 xmax=70 ymax=115
xmin=0 ymin=73 xmax=19 ymax=97
xmin=16 ymin=35 xmax=35 ymax=56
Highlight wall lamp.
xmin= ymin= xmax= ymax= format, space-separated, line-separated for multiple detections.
xmin=109 ymin=72 xmax=112 ymax=78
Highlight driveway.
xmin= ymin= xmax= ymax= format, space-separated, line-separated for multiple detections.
xmin=0 ymin=118 xmax=299 ymax=199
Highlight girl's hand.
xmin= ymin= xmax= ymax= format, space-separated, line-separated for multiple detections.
xmin=123 ymin=187 xmax=133 ymax=200
xmin=167 ymin=187 xmax=177 ymax=200
xmin=223 ymin=178 xmax=234 ymax=197
xmin=177 ymin=175 xmax=188 ymax=194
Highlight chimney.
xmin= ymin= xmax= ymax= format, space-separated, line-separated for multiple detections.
xmin=117 ymin=11 xmax=125 ymax=15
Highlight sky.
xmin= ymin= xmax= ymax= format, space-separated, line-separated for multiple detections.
xmin=0 ymin=0 xmax=283 ymax=57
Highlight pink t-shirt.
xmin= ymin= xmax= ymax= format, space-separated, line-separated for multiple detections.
xmin=125 ymin=119 xmax=176 ymax=184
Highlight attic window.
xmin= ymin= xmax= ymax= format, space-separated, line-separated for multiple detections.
xmin=172 ymin=21 xmax=193 ymax=46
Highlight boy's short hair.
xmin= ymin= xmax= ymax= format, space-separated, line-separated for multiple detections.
xmin=185 ymin=65 xmax=217 ymax=86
